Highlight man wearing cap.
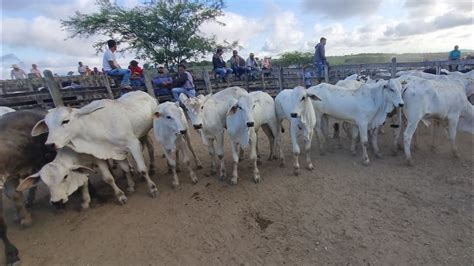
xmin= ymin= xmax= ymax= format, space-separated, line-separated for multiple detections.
xmin=171 ymin=64 xmax=195 ymax=102
xmin=102 ymin=39 xmax=132 ymax=90
xmin=152 ymin=65 xmax=173 ymax=96
xmin=10 ymin=64 xmax=27 ymax=80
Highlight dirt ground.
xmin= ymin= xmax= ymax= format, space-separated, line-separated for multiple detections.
xmin=1 ymin=123 xmax=473 ymax=265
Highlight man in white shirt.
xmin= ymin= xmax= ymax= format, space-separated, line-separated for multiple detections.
xmin=10 ymin=64 xmax=27 ymax=80
xmin=103 ymin=39 xmax=132 ymax=90
xmin=78 ymin=62 xmax=87 ymax=75
xmin=246 ymin=53 xmax=261 ymax=79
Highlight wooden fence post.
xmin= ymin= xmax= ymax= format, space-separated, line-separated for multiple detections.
xmin=202 ymin=71 xmax=213 ymax=94
xmin=435 ymin=62 xmax=441 ymax=75
xmin=390 ymin=57 xmax=397 ymax=78
xmin=143 ymin=69 xmax=156 ymax=98
xmin=278 ymin=66 xmax=284 ymax=91
xmin=43 ymin=70 xmax=64 ymax=107
xmin=101 ymin=74 xmax=115 ymax=99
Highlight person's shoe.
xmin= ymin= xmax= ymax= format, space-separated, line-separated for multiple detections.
xmin=120 ymin=84 xmax=133 ymax=90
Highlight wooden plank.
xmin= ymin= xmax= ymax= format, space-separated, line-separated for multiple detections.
xmin=43 ymin=70 xmax=64 ymax=107
xmin=101 ymin=74 xmax=114 ymax=99
xmin=143 ymin=69 xmax=156 ymax=98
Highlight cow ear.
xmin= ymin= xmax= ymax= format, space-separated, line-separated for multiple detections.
xmin=70 ymin=165 xmax=95 ymax=175
xmin=154 ymin=111 xmax=161 ymax=118
xmin=383 ymin=84 xmax=388 ymax=89
xmin=309 ymin=94 xmax=322 ymax=101
xmin=179 ymin=93 xmax=189 ymax=103
xmin=31 ymin=119 xmax=48 ymax=136
xmin=77 ymin=101 xmax=106 ymax=116
xmin=17 ymin=172 xmax=41 ymax=192
xmin=228 ymin=104 xmax=238 ymax=115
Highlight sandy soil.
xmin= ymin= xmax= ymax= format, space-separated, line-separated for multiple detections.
xmin=1 ymin=123 xmax=473 ymax=265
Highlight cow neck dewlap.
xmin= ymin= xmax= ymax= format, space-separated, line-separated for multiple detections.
xmin=370 ymin=84 xmax=391 ymax=130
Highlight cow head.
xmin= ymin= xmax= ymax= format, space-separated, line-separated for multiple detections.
xmin=154 ymin=102 xmax=188 ymax=135
xmin=31 ymin=101 xmax=106 ymax=149
xmin=17 ymin=163 xmax=93 ymax=205
xmin=225 ymin=95 xmax=258 ymax=148
xmin=383 ymin=79 xmax=404 ymax=110
xmin=289 ymin=86 xmax=320 ymax=119
xmin=180 ymin=94 xmax=211 ymax=130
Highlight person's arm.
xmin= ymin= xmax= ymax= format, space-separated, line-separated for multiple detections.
xmin=321 ymin=45 xmax=326 ymax=62
xmin=212 ymin=55 xmax=219 ymax=69
xmin=173 ymin=73 xmax=187 ymax=87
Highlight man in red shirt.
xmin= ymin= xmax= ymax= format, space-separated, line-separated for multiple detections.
xmin=128 ymin=60 xmax=144 ymax=88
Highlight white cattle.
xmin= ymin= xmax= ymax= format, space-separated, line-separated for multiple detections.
xmin=17 ymin=146 xmax=134 ymax=206
xmin=275 ymin=86 xmax=320 ymax=175
xmin=393 ymin=75 xmax=473 ymax=165
xmin=153 ymin=102 xmax=202 ymax=188
xmin=180 ymin=87 xmax=248 ymax=180
xmin=308 ymin=79 xmax=404 ymax=165
xmin=0 ymin=107 xmax=15 ymax=117
xmin=225 ymin=91 xmax=278 ymax=184
xmin=30 ymin=91 xmax=159 ymax=197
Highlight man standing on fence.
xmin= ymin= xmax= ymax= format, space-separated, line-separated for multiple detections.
xmin=102 ymin=39 xmax=132 ymax=90
xmin=314 ymin=37 xmax=328 ymax=83
xmin=448 ymin=45 xmax=461 ymax=72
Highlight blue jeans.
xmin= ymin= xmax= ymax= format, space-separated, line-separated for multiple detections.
xmin=172 ymin=87 xmax=196 ymax=102
xmin=107 ymin=69 xmax=131 ymax=86
xmin=315 ymin=62 xmax=325 ymax=78
xmin=231 ymin=66 xmax=246 ymax=77
xmin=214 ymin=68 xmax=233 ymax=79
xmin=130 ymin=78 xmax=144 ymax=88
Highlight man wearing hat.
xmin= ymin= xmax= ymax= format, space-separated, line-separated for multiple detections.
xmin=10 ymin=64 xmax=27 ymax=80
xmin=171 ymin=64 xmax=195 ymax=102
xmin=152 ymin=64 xmax=173 ymax=96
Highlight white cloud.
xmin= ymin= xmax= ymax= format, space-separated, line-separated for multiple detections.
xmin=300 ymin=0 xmax=383 ymax=19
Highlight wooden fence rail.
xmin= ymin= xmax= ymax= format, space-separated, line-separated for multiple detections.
xmin=1 ymin=58 xmax=473 ymax=110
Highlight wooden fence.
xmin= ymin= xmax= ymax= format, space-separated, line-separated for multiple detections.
xmin=1 ymin=58 xmax=473 ymax=110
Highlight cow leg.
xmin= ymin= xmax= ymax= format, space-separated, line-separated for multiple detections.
xmin=4 ymin=178 xmax=32 ymax=227
xmin=117 ymin=160 xmax=135 ymax=193
xmin=314 ymin=113 xmax=326 ymax=155
xmin=290 ymin=120 xmax=301 ymax=175
xmin=404 ymin=119 xmax=420 ymax=166
xmin=207 ymin=138 xmax=217 ymax=175
xmin=230 ymin=142 xmax=240 ymax=185
xmin=249 ymin=129 xmax=261 ymax=183
xmin=184 ymin=132 xmax=203 ymax=169
xmin=276 ymin=121 xmax=285 ymax=166
xmin=128 ymin=139 xmax=158 ymax=197
xmin=447 ymin=116 xmax=460 ymax=158
xmin=0 ymin=192 xmax=20 ymax=265
xmin=371 ymin=128 xmax=382 ymax=158
xmin=81 ymin=182 xmax=91 ymax=209
xmin=25 ymin=186 xmax=37 ymax=208
xmin=175 ymin=149 xmax=181 ymax=173
xmin=96 ymin=160 xmax=128 ymax=204
xmin=392 ymin=115 xmax=403 ymax=155
xmin=180 ymin=141 xmax=198 ymax=185
xmin=163 ymin=149 xmax=179 ymax=188
xmin=304 ymin=129 xmax=314 ymax=171
xmin=430 ymin=122 xmax=439 ymax=152
xmin=143 ymin=135 xmax=156 ymax=176
xmin=215 ymin=132 xmax=226 ymax=181
xmin=261 ymin=124 xmax=275 ymax=160
xmin=350 ymin=125 xmax=359 ymax=156
xmin=357 ymin=123 xmax=370 ymax=166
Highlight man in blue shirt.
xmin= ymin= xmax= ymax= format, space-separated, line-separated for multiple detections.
xmin=448 ymin=45 xmax=461 ymax=71
xmin=314 ymin=37 xmax=327 ymax=83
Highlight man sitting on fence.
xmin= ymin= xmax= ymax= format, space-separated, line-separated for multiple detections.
xmin=171 ymin=64 xmax=195 ymax=102
xmin=213 ymin=48 xmax=233 ymax=82
xmin=152 ymin=65 xmax=173 ymax=97
xmin=229 ymin=50 xmax=246 ymax=79
xmin=246 ymin=53 xmax=261 ymax=79
xmin=102 ymin=39 xmax=132 ymax=90
xmin=262 ymin=56 xmax=272 ymax=77
xmin=30 ymin=64 xmax=42 ymax=78
xmin=314 ymin=37 xmax=328 ymax=83
xmin=128 ymin=60 xmax=145 ymax=89
xmin=10 ymin=64 xmax=27 ymax=80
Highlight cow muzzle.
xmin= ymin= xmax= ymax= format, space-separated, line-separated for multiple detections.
xmin=193 ymin=124 xmax=202 ymax=130
xmin=398 ymin=103 xmax=404 ymax=107
xmin=246 ymin=122 xmax=255 ymax=127
xmin=290 ymin=113 xmax=298 ymax=118
xmin=46 ymin=143 xmax=57 ymax=150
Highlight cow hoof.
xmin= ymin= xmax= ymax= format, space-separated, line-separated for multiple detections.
xmin=171 ymin=181 xmax=179 ymax=189
xmin=117 ymin=195 xmax=128 ymax=205
xmin=306 ymin=163 xmax=314 ymax=171
xmin=362 ymin=160 xmax=370 ymax=166
xmin=81 ymin=203 xmax=90 ymax=209
xmin=253 ymin=175 xmax=261 ymax=183
xmin=149 ymin=189 xmax=159 ymax=198
xmin=453 ymin=152 xmax=460 ymax=158
xmin=127 ymin=187 xmax=135 ymax=193
xmin=294 ymin=168 xmax=300 ymax=176
xmin=196 ymin=164 xmax=203 ymax=170
xmin=230 ymin=177 xmax=238 ymax=185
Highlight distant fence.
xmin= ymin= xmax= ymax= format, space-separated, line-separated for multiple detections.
xmin=1 ymin=58 xmax=473 ymax=110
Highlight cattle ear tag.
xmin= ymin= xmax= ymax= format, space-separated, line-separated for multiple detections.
xmin=154 ymin=112 xmax=161 ymax=118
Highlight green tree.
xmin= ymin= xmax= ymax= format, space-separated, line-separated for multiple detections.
xmin=273 ymin=51 xmax=313 ymax=67
xmin=62 ymin=0 xmax=237 ymax=69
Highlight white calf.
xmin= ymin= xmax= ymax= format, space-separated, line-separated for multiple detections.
xmin=275 ymin=86 xmax=320 ymax=175
xmin=226 ymin=91 xmax=278 ymax=184
xmin=153 ymin=102 xmax=202 ymax=188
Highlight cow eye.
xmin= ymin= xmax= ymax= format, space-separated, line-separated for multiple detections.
xmin=166 ymin=115 xmax=172 ymax=119
xmin=63 ymin=174 xmax=68 ymax=180
xmin=253 ymin=105 xmax=256 ymax=109
xmin=62 ymin=119 xmax=70 ymax=125
xmin=301 ymin=96 xmax=306 ymax=101
xmin=200 ymin=106 xmax=204 ymax=110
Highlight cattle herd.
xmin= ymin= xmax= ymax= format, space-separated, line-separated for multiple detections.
xmin=1 ymin=69 xmax=473 ymax=264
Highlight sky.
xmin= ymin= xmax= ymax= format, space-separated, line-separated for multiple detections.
xmin=1 ymin=0 xmax=473 ymax=79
